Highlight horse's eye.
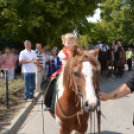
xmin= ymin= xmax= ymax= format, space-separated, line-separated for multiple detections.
xmin=74 ymin=72 xmax=81 ymax=77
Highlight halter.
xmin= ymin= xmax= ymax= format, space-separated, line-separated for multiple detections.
xmin=56 ymin=61 xmax=102 ymax=133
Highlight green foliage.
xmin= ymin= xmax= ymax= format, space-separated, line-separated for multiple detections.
xmin=76 ymin=0 xmax=134 ymax=48
xmin=0 ymin=0 xmax=101 ymax=48
xmin=100 ymin=0 xmax=134 ymax=45
xmin=77 ymin=34 xmax=91 ymax=48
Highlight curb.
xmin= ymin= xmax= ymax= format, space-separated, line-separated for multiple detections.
xmin=1 ymin=92 xmax=42 ymax=134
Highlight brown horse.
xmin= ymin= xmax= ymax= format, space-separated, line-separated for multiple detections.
xmin=101 ymin=48 xmax=114 ymax=78
xmin=55 ymin=47 xmax=101 ymax=134
xmin=114 ymin=46 xmax=126 ymax=77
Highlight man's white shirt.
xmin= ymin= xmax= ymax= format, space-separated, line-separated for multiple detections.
xmin=101 ymin=45 xmax=109 ymax=51
xmin=19 ymin=49 xmax=38 ymax=73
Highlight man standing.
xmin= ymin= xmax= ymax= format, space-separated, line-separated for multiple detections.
xmin=19 ymin=40 xmax=41 ymax=100
xmin=96 ymin=41 xmax=102 ymax=49
xmin=101 ymin=41 xmax=109 ymax=51
xmin=126 ymin=47 xmax=132 ymax=71
xmin=115 ymin=41 xmax=122 ymax=52
xmin=88 ymin=44 xmax=94 ymax=53
xmin=35 ymin=43 xmax=45 ymax=92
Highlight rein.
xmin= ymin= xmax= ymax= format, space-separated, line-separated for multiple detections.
xmin=56 ymin=69 xmax=103 ymax=133
xmin=56 ymin=89 xmax=83 ymax=127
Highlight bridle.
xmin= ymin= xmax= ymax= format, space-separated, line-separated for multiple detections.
xmin=56 ymin=60 xmax=103 ymax=133
xmin=106 ymin=49 xmax=114 ymax=61
xmin=56 ymin=72 xmax=84 ymax=127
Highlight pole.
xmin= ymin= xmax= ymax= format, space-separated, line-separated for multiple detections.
xmin=5 ymin=69 xmax=9 ymax=109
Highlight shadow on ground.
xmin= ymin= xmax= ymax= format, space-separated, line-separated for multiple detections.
xmin=88 ymin=131 xmax=122 ymax=134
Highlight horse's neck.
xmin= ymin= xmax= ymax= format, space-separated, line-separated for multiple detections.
xmin=58 ymin=71 xmax=76 ymax=103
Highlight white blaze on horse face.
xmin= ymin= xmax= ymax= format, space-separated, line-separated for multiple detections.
xmin=82 ymin=62 xmax=97 ymax=109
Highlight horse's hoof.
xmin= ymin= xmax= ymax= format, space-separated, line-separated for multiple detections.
xmin=112 ymin=75 xmax=114 ymax=78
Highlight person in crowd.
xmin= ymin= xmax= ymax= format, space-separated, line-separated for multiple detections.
xmin=12 ymin=49 xmax=19 ymax=74
xmin=44 ymin=46 xmax=50 ymax=80
xmin=2 ymin=47 xmax=16 ymax=79
xmin=126 ymin=47 xmax=132 ymax=71
xmin=0 ymin=49 xmax=3 ymax=77
xmin=111 ymin=42 xmax=115 ymax=51
xmin=115 ymin=41 xmax=122 ymax=52
xmin=19 ymin=40 xmax=42 ymax=100
xmin=48 ymin=47 xmax=62 ymax=76
xmin=35 ymin=43 xmax=45 ymax=92
xmin=88 ymin=44 xmax=94 ymax=53
xmin=96 ymin=41 xmax=102 ymax=49
xmin=15 ymin=50 xmax=22 ymax=74
xmin=101 ymin=41 xmax=109 ymax=51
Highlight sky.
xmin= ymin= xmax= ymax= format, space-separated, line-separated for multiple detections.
xmin=87 ymin=8 xmax=101 ymax=22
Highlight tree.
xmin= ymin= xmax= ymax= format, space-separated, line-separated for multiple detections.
xmin=0 ymin=0 xmax=101 ymax=48
xmin=100 ymin=0 xmax=134 ymax=45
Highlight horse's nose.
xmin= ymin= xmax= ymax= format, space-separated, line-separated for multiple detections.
xmin=84 ymin=100 xmax=98 ymax=112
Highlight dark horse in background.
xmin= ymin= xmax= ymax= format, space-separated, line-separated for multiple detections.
xmin=101 ymin=47 xmax=115 ymax=78
xmin=114 ymin=46 xmax=126 ymax=77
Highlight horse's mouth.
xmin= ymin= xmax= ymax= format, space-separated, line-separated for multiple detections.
xmin=83 ymin=100 xmax=99 ymax=112
xmin=84 ymin=107 xmax=97 ymax=112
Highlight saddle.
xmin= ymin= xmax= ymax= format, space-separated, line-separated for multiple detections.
xmin=44 ymin=77 xmax=57 ymax=108
xmin=44 ymin=74 xmax=61 ymax=115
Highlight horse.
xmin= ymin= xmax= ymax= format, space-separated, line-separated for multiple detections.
xmin=101 ymin=48 xmax=114 ymax=78
xmin=114 ymin=46 xmax=126 ymax=77
xmin=55 ymin=47 xmax=101 ymax=134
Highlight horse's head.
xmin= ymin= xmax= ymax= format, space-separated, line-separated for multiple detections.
xmin=63 ymin=46 xmax=101 ymax=112
xmin=107 ymin=48 xmax=114 ymax=62
xmin=117 ymin=46 xmax=125 ymax=59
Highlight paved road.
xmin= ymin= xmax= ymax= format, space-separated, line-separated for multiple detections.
xmin=17 ymin=70 xmax=134 ymax=134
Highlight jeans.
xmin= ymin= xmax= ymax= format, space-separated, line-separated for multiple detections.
xmin=24 ymin=73 xmax=35 ymax=99
xmin=127 ymin=59 xmax=132 ymax=71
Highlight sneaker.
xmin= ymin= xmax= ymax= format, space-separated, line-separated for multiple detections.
xmin=30 ymin=96 xmax=37 ymax=100
xmin=24 ymin=98 xmax=32 ymax=102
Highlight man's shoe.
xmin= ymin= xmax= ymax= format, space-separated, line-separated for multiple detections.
xmin=24 ymin=98 xmax=32 ymax=102
xmin=30 ymin=96 xmax=37 ymax=100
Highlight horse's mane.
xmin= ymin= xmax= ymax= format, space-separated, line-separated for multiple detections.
xmin=62 ymin=50 xmax=100 ymax=90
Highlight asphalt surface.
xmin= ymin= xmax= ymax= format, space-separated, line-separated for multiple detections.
xmin=17 ymin=69 xmax=134 ymax=134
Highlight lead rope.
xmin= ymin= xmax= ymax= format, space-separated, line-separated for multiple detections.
xmin=94 ymin=111 xmax=95 ymax=134
xmin=41 ymin=94 xmax=45 ymax=134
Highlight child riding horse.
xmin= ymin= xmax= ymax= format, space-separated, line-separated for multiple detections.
xmin=44 ymin=33 xmax=102 ymax=134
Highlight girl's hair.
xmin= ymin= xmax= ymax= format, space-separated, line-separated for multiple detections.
xmin=62 ymin=33 xmax=77 ymax=45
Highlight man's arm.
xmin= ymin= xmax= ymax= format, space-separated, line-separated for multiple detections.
xmin=100 ymin=84 xmax=131 ymax=101
xmin=19 ymin=58 xmax=34 ymax=64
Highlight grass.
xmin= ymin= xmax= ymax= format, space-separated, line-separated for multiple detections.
xmin=0 ymin=77 xmax=25 ymax=108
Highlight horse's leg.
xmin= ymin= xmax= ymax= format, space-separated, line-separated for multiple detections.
xmin=111 ymin=63 xmax=114 ymax=78
xmin=59 ymin=126 xmax=72 ymax=134
xmin=106 ymin=61 xmax=108 ymax=77
xmin=75 ymin=122 xmax=88 ymax=134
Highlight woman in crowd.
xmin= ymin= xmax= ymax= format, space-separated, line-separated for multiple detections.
xmin=48 ymin=48 xmax=62 ymax=77
xmin=44 ymin=46 xmax=50 ymax=80
xmin=2 ymin=47 xmax=16 ymax=79
xmin=0 ymin=49 xmax=3 ymax=77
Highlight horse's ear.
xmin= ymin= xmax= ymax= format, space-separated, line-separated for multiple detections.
xmin=70 ymin=45 xmax=78 ymax=57
xmin=92 ymin=48 xmax=100 ymax=57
